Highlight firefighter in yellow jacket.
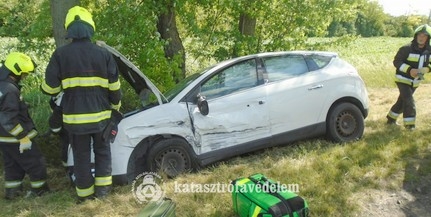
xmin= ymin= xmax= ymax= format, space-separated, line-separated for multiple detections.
xmin=387 ymin=24 xmax=431 ymax=129
xmin=0 ymin=52 xmax=49 ymax=199
xmin=41 ymin=6 xmax=121 ymax=202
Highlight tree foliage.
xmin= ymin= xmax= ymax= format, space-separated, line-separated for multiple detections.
xmin=326 ymin=0 xmax=429 ymax=38
xmin=355 ymin=1 xmax=386 ymax=37
xmin=384 ymin=15 xmax=427 ymax=37
xmin=178 ymin=0 xmax=357 ymax=65
xmin=88 ymin=0 xmax=181 ymax=92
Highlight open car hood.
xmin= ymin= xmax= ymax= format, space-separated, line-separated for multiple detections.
xmin=97 ymin=41 xmax=166 ymax=105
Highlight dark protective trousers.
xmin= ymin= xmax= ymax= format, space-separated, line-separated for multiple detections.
xmin=0 ymin=141 xmax=47 ymax=185
xmin=388 ymin=82 xmax=416 ymax=124
xmin=59 ymin=129 xmax=69 ymax=166
xmin=71 ymin=132 xmax=112 ymax=198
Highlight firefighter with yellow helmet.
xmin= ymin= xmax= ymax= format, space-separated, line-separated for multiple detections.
xmin=386 ymin=24 xmax=431 ymax=129
xmin=41 ymin=6 xmax=121 ymax=203
xmin=0 ymin=52 xmax=49 ymax=199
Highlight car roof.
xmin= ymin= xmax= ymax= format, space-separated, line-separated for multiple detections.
xmin=255 ymin=50 xmax=338 ymax=57
xmin=210 ymin=51 xmax=338 ymax=71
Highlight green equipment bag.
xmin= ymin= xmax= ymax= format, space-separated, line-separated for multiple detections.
xmin=138 ymin=198 xmax=176 ymax=217
xmin=231 ymin=173 xmax=309 ymax=217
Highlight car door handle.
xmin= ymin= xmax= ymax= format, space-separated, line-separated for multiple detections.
xmin=308 ymin=84 xmax=323 ymax=90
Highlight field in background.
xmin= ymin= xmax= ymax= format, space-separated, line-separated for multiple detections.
xmin=1 ymin=37 xmax=431 ymax=216
xmin=328 ymin=37 xmax=412 ymax=88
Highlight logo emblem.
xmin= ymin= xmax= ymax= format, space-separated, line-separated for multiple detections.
xmin=132 ymin=172 xmax=164 ymax=204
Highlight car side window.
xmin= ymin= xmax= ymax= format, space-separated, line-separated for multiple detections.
xmin=263 ymin=55 xmax=308 ymax=82
xmin=200 ymin=59 xmax=258 ymax=100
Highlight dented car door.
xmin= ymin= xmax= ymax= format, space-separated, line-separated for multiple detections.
xmin=190 ymin=58 xmax=271 ymax=153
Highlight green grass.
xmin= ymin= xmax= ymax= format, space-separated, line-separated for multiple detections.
xmin=1 ymin=37 xmax=431 ymax=216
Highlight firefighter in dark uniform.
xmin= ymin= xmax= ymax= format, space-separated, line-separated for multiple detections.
xmin=41 ymin=6 xmax=121 ymax=202
xmin=0 ymin=52 xmax=49 ymax=199
xmin=386 ymin=24 xmax=431 ymax=130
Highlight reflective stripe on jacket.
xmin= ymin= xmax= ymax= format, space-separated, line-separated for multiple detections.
xmin=393 ymin=42 xmax=431 ymax=87
xmin=42 ymin=39 xmax=121 ymax=134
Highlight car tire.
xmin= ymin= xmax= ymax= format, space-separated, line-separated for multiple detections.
xmin=146 ymin=138 xmax=193 ymax=178
xmin=327 ymin=102 xmax=364 ymax=143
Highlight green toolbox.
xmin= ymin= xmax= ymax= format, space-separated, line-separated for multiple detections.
xmin=138 ymin=198 xmax=176 ymax=217
xmin=231 ymin=173 xmax=309 ymax=217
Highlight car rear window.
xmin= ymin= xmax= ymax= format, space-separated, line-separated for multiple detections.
xmin=307 ymin=54 xmax=333 ymax=69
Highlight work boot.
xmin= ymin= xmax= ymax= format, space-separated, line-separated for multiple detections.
xmin=95 ymin=186 xmax=111 ymax=199
xmin=4 ymin=185 xmax=23 ymax=200
xmin=32 ymin=182 xmax=50 ymax=196
xmin=386 ymin=117 xmax=398 ymax=125
xmin=26 ymin=182 xmax=51 ymax=198
xmin=76 ymin=194 xmax=95 ymax=204
xmin=405 ymin=125 xmax=416 ymax=131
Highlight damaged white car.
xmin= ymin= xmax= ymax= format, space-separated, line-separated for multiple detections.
xmin=95 ymin=43 xmax=369 ymax=184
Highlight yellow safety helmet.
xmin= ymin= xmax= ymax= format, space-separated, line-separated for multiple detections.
xmin=4 ymin=52 xmax=36 ymax=76
xmin=64 ymin=6 xmax=95 ymax=31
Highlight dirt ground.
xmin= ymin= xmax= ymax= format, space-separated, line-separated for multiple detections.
xmin=358 ymin=174 xmax=431 ymax=217
xmin=356 ymin=85 xmax=431 ymax=217
xmin=356 ymin=179 xmax=431 ymax=216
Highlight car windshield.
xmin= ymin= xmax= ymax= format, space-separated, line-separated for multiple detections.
xmin=164 ymin=66 xmax=215 ymax=101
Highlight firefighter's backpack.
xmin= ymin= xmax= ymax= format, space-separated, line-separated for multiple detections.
xmin=231 ymin=173 xmax=309 ymax=217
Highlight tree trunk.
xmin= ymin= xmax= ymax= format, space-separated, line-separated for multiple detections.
xmin=50 ymin=0 xmax=79 ymax=48
xmin=157 ymin=1 xmax=186 ymax=82
xmin=233 ymin=12 xmax=257 ymax=57
xmin=239 ymin=13 xmax=256 ymax=36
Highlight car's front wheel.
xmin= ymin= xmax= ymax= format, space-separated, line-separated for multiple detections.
xmin=146 ymin=138 xmax=193 ymax=178
xmin=327 ymin=102 xmax=364 ymax=143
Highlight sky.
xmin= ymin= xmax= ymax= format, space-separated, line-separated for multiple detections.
xmin=377 ymin=0 xmax=431 ymax=17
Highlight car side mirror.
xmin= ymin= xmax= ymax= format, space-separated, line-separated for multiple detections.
xmin=197 ymin=94 xmax=209 ymax=116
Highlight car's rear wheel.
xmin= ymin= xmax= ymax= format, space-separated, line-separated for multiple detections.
xmin=146 ymin=138 xmax=193 ymax=178
xmin=327 ymin=102 xmax=364 ymax=143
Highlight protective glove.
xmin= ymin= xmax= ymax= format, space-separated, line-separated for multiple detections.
xmin=19 ymin=137 xmax=32 ymax=153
